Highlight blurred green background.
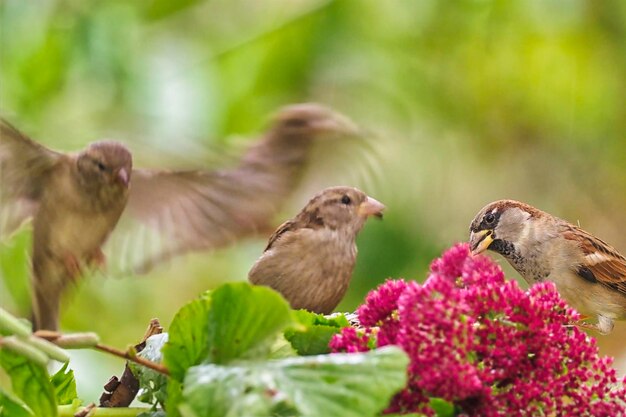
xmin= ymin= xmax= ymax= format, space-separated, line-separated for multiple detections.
xmin=2 ymin=0 xmax=626 ymax=402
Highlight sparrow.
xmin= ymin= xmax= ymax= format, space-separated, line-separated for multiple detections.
xmin=248 ymin=186 xmax=385 ymax=314
xmin=1 ymin=119 xmax=132 ymax=331
xmin=469 ymin=199 xmax=626 ymax=334
xmin=0 ymin=104 xmax=362 ymax=330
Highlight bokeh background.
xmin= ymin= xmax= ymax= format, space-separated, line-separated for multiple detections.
xmin=2 ymin=0 xmax=626 ymax=402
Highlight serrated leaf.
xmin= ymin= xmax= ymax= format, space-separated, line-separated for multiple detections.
xmin=206 ymin=283 xmax=294 ymax=364
xmin=162 ymin=293 xmax=211 ymax=382
xmin=50 ymin=362 xmax=77 ymax=405
xmin=285 ymin=310 xmax=350 ymax=356
xmin=0 ymin=349 xmax=57 ymax=417
xmin=181 ymin=346 xmax=409 ymax=417
xmin=0 ymin=388 xmax=34 ymax=417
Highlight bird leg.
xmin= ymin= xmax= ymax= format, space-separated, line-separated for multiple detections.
xmin=88 ymin=248 xmax=107 ymax=270
xmin=62 ymin=253 xmax=83 ymax=283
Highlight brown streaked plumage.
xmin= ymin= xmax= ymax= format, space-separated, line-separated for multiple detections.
xmin=1 ymin=104 xmax=362 ymax=329
xmin=469 ymin=199 xmax=626 ymax=334
xmin=248 ymin=186 xmax=385 ymax=314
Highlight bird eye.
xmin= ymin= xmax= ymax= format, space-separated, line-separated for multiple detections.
xmin=484 ymin=213 xmax=496 ymax=225
xmin=341 ymin=195 xmax=351 ymax=205
xmin=96 ymin=161 xmax=107 ymax=171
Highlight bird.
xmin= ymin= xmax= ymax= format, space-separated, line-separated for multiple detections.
xmin=0 ymin=120 xmax=132 ymax=331
xmin=469 ymin=199 xmax=626 ymax=334
xmin=0 ymin=104 xmax=363 ymax=330
xmin=248 ymin=186 xmax=385 ymax=314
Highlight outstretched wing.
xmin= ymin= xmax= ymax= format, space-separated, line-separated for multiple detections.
xmin=104 ymin=103 xmax=366 ymax=274
xmin=0 ymin=118 xmax=62 ymax=238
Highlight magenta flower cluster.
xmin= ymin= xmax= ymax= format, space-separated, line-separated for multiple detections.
xmin=330 ymin=244 xmax=626 ymax=416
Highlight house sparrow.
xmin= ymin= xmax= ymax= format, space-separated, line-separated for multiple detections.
xmin=1 ymin=119 xmax=132 ymax=330
xmin=248 ymin=186 xmax=385 ymax=314
xmin=1 ymin=104 xmax=361 ymax=329
xmin=469 ymin=199 xmax=626 ymax=334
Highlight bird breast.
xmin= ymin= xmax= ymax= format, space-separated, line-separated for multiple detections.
xmin=249 ymin=227 xmax=358 ymax=314
xmin=35 ymin=168 xmax=126 ymax=259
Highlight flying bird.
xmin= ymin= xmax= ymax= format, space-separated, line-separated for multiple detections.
xmin=0 ymin=120 xmax=131 ymax=331
xmin=0 ymin=104 xmax=363 ymax=330
xmin=469 ymin=199 xmax=626 ymax=334
xmin=249 ymin=186 xmax=385 ymax=314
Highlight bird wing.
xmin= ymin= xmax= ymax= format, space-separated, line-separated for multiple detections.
xmin=563 ymin=226 xmax=626 ymax=296
xmin=104 ymin=104 xmax=368 ymax=274
xmin=107 ymin=165 xmax=290 ymax=273
xmin=263 ymin=219 xmax=301 ymax=251
xmin=0 ymin=118 xmax=62 ymax=238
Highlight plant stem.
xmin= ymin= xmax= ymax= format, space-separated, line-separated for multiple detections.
xmin=58 ymin=405 xmax=149 ymax=416
xmin=94 ymin=343 xmax=169 ymax=376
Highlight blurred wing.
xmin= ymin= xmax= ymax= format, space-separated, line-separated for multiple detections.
xmin=564 ymin=226 xmax=626 ymax=295
xmin=286 ymin=133 xmax=381 ymax=207
xmin=108 ymin=166 xmax=288 ymax=273
xmin=0 ymin=118 xmax=61 ymax=238
xmin=103 ymin=103 xmax=378 ymax=274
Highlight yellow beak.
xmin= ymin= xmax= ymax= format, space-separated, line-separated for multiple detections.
xmin=469 ymin=229 xmax=494 ymax=255
xmin=358 ymin=197 xmax=385 ymax=219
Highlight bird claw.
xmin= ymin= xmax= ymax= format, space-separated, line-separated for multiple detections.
xmin=89 ymin=248 xmax=107 ymax=270
xmin=62 ymin=253 xmax=83 ymax=283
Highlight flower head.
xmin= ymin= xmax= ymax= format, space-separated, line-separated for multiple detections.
xmin=331 ymin=243 xmax=626 ymax=416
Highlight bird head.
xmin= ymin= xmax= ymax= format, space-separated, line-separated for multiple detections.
xmin=300 ymin=186 xmax=385 ymax=237
xmin=469 ymin=200 xmax=538 ymax=256
xmin=77 ymin=141 xmax=132 ymax=192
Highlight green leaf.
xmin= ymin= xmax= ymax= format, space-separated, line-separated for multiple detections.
xmin=0 ymin=388 xmax=34 ymax=417
xmin=164 ymin=379 xmax=183 ymax=417
xmin=285 ymin=311 xmax=350 ymax=356
xmin=206 ymin=283 xmax=294 ymax=364
xmin=0 ymin=349 xmax=57 ymax=417
xmin=50 ymin=363 xmax=77 ymax=405
xmin=180 ymin=346 xmax=409 ymax=417
xmin=429 ymin=397 xmax=456 ymax=417
xmin=162 ymin=293 xmax=211 ymax=382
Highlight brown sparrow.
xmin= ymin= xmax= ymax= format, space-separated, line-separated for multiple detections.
xmin=248 ymin=186 xmax=385 ymax=314
xmin=1 ymin=119 xmax=132 ymax=330
xmin=469 ymin=199 xmax=626 ymax=334
xmin=0 ymin=104 xmax=361 ymax=330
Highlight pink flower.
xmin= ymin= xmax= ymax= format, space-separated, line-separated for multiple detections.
xmin=328 ymin=326 xmax=370 ymax=353
xmin=331 ymin=243 xmax=626 ymax=416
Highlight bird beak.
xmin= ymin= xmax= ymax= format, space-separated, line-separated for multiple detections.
xmin=469 ymin=230 xmax=493 ymax=255
xmin=116 ymin=168 xmax=130 ymax=188
xmin=358 ymin=197 xmax=385 ymax=219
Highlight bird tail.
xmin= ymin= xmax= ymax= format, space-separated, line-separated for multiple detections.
xmin=31 ymin=256 xmax=73 ymax=331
